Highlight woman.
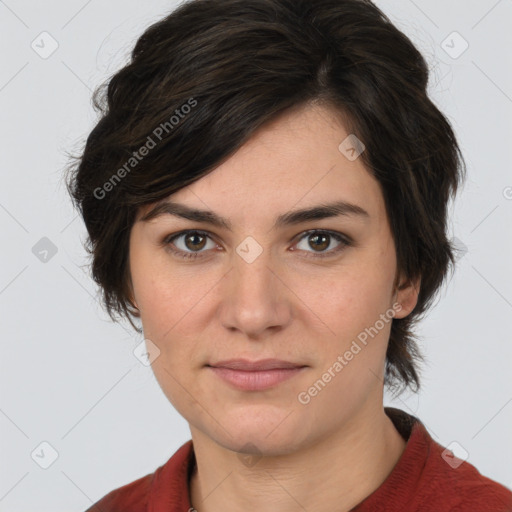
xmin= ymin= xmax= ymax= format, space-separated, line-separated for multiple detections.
xmin=66 ymin=0 xmax=512 ymax=510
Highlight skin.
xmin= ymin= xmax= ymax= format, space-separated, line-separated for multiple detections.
xmin=128 ymin=102 xmax=420 ymax=512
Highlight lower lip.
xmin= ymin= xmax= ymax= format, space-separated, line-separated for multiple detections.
xmin=207 ymin=367 xmax=306 ymax=391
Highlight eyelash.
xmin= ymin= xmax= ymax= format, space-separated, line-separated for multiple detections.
xmin=161 ymin=229 xmax=352 ymax=261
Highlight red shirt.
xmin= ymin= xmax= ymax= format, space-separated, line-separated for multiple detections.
xmin=85 ymin=407 xmax=512 ymax=511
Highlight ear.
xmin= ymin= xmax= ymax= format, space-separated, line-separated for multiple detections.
xmin=126 ymin=274 xmax=139 ymax=310
xmin=392 ymin=273 xmax=421 ymax=319
xmin=127 ymin=292 xmax=139 ymax=311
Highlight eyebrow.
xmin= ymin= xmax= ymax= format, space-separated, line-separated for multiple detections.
xmin=139 ymin=199 xmax=370 ymax=231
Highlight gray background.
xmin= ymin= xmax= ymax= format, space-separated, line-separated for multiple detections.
xmin=1 ymin=0 xmax=511 ymax=510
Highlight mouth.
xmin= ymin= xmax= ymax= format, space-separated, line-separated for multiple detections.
xmin=206 ymin=359 xmax=308 ymax=391
xmin=208 ymin=358 xmax=306 ymax=371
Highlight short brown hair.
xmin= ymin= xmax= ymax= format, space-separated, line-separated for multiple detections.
xmin=65 ymin=0 xmax=466 ymax=395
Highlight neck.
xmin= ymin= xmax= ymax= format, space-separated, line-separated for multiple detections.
xmin=189 ymin=405 xmax=407 ymax=512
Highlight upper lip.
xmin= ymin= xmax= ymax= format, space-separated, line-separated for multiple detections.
xmin=207 ymin=358 xmax=306 ymax=371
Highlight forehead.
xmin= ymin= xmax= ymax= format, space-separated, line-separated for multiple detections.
xmin=138 ymin=103 xmax=385 ymax=225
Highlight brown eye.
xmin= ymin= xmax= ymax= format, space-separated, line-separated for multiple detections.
xmin=183 ymin=232 xmax=207 ymax=251
xmin=308 ymin=233 xmax=330 ymax=252
xmin=164 ymin=230 xmax=216 ymax=260
xmin=294 ymin=230 xmax=351 ymax=258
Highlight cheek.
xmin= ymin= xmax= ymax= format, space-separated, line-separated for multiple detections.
xmin=131 ymin=248 xmax=207 ymax=328
xmin=300 ymin=265 xmax=396 ymax=400
xmin=131 ymin=261 xmax=219 ymax=373
xmin=305 ymin=264 xmax=394 ymax=338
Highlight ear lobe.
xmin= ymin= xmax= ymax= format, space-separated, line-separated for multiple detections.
xmin=126 ymin=290 xmax=139 ymax=311
xmin=393 ymin=275 xmax=421 ymax=319
xmin=126 ymin=274 xmax=139 ymax=310
xmin=126 ymin=295 xmax=139 ymax=311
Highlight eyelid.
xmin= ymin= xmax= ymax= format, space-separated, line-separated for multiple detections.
xmin=162 ymin=228 xmax=353 ymax=260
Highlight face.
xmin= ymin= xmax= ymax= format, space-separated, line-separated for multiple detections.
xmin=128 ymin=103 xmax=419 ymax=455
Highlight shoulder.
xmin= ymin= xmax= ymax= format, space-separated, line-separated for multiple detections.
xmin=380 ymin=409 xmax=512 ymax=512
xmin=83 ymin=470 xmax=155 ymax=512
xmin=421 ymin=436 xmax=512 ymax=511
xmin=82 ymin=440 xmax=194 ymax=512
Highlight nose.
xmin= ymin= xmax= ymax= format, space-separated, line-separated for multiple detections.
xmin=218 ymin=246 xmax=292 ymax=339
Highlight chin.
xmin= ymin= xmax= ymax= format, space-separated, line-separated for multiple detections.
xmin=205 ymin=410 xmax=314 ymax=457
xmin=219 ymin=431 xmax=306 ymax=458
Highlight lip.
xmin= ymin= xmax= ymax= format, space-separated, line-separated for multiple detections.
xmin=206 ymin=359 xmax=307 ymax=391
xmin=208 ymin=358 xmax=305 ymax=371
